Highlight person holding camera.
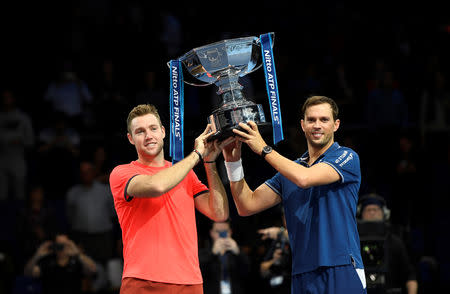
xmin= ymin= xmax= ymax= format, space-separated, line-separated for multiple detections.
xmin=358 ymin=194 xmax=418 ymax=294
xmin=259 ymin=226 xmax=291 ymax=294
xmin=199 ymin=220 xmax=250 ymax=294
xmin=24 ymin=233 xmax=97 ymax=294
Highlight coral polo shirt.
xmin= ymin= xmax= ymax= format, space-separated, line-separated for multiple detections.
xmin=109 ymin=160 xmax=208 ymax=284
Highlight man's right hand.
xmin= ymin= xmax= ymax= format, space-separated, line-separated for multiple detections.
xmin=258 ymin=227 xmax=282 ymax=240
xmin=222 ymin=138 xmax=242 ymax=162
xmin=212 ymin=237 xmax=240 ymax=256
xmin=272 ymin=248 xmax=283 ymax=262
xmin=193 ymin=124 xmax=214 ymax=158
xmin=36 ymin=241 xmax=52 ymax=257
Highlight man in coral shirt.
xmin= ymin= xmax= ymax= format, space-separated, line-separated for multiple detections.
xmin=109 ymin=104 xmax=230 ymax=294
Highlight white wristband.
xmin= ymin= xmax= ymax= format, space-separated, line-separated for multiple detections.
xmin=224 ymin=159 xmax=244 ymax=182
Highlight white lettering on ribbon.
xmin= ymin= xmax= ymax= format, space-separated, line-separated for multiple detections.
xmin=172 ymin=66 xmax=181 ymax=137
xmin=264 ymin=50 xmax=279 ymax=122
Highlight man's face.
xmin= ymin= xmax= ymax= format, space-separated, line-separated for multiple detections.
xmin=301 ymin=103 xmax=339 ymax=149
xmin=361 ymin=204 xmax=384 ymax=221
xmin=80 ymin=162 xmax=95 ymax=185
xmin=127 ymin=114 xmax=165 ymax=159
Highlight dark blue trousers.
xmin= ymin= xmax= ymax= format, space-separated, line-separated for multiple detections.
xmin=292 ymin=264 xmax=367 ymax=294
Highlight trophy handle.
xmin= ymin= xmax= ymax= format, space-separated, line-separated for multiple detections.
xmin=245 ymin=32 xmax=275 ymax=76
xmin=246 ymin=63 xmax=263 ymax=76
xmin=166 ymin=61 xmax=216 ymax=87
xmin=183 ymin=80 xmax=213 ymax=87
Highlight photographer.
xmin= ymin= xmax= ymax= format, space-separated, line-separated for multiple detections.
xmin=358 ymin=194 xmax=418 ymax=294
xmin=199 ymin=220 xmax=250 ymax=294
xmin=259 ymin=226 xmax=291 ymax=294
xmin=24 ymin=233 xmax=97 ymax=294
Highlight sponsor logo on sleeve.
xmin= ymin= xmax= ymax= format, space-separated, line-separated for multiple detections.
xmin=339 ymin=152 xmax=353 ymax=167
xmin=335 ymin=150 xmax=348 ymax=164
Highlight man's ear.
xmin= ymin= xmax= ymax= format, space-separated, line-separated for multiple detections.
xmin=127 ymin=133 xmax=135 ymax=145
xmin=334 ymin=119 xmax=340 ymax=132
xmin=161 ymin=125 xmax=166 ymax=139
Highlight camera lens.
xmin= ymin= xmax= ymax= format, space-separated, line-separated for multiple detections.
xmin=53 ymin=243 xmax=65 ymax=251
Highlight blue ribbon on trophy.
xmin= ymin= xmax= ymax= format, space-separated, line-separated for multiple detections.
xmin=169 ymin=60 xmax=184 ymax=164
xmin=260 ymin=33 xmax=284 ymax=145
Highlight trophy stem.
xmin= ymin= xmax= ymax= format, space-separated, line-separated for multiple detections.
xmin=220 ymin=89 xmax=245 ymax=107
xmin=216 ymin=76 xmax=241 ymax=94
xmin=216 ymin=77 xmax=249 ymax=108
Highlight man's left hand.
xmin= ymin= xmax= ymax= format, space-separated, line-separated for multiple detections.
xmin=232 ymin=121 xmax=267 ymax=156
xmin=203 ymin=136 xmax=235 ymax=162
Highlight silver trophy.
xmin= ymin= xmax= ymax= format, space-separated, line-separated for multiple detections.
xmin=169 ymin=33 xmax=274 ymax=142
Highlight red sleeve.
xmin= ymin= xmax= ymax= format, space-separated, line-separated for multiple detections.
xmin=109 ymin=165 xmax=138 ymax=203
xmin=188 ymin=170 xmax=208 ymax=198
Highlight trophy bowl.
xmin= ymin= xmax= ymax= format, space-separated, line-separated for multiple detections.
xmin=170 ymin=33 xmax=274 ymax=142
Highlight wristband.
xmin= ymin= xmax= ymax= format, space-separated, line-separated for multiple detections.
xmin=224 ymin=159 xmax=244 ymax=182
xmin=193 ymin=149 xmax=203 ymax=161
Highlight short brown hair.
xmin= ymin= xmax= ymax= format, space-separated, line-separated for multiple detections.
xmin=126 ymin=104 xmax=162 ymax=133
xmin=301 ymin=95 xmax=339 ymax=121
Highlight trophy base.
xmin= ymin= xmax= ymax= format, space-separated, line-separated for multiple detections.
xmin=207 ymin=122 xmax=272 ymax=142
xmin=206 ymin=103 xmax=271 ymax=142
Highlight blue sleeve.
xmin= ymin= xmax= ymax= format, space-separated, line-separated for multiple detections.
xmin=265 ymin=172 xmax=282 ymax=195
xmin=322 ymin=148 xmax=360 ymax=184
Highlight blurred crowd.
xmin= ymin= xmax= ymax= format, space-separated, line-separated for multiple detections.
xmin=1 ymin=1 xmax=450 ymax=294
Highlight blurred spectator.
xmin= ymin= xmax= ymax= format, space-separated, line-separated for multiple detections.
xmin=65 ymin=161 xmax=116 ymax=265
xmin=43 ymin=67 xmax=94 ymax=130
xmin=135 ymin=70 xmax=166 ymax=115
xmin=0 ymin=89 xmax=34 ymax=202
xmin=23 ymin=233 xmax=97 ymax=294
xmin=366 ymin=58 xmax=389 ymax=92
xmin=258 ymin=226 xmax=291 ymax=294
xmin=95 ymin=59 xmax=123 ymax=103
xmin=38 ymin=112 xmax=80 ymax=156
xmin=364 ymin=68 xmax=410 ymax=201
xmin=390 ymin=134 xmax=421 ymax=228
xmin=90 ymin=261 xmax=109 ymax=294
xmin=299 ymin=62 xmax=322 ymax=95
xmin=357 ymin=193 xmax=418 ymax=294
xmin=325 ymin=61 xmax=361 ymax=124
xmin=367 ymin=67 xmax=410 ymax=130
xmin=99 ymin=90 xmax=129 ymax=138
xmin=366 ymin=70 xmax=409 ymax=131
xmin=15 ymin=185 xmax=60 ymax=269
xmin=257 ymin=208 xmax=291 ymax=293
xmin=419 ymin=70 xmax=450 ymax=142
xmin=91 ymin=144 xmax=114 ymax=185
xmin=105 ymin=237 xmax=124 ymax=294
xmin=36 ymin=111 xmax=80 ymax=201
xmin=92 ymin=58 xmax=130 ymax=138
xmin=199 ymin=220 xmax=251 ymax=294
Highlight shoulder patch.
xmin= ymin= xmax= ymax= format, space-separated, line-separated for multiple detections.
xmin=339 ymin=152 xmax=354 ymax=167
xmin=335 ymin=150 xmax=348 ymax=164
